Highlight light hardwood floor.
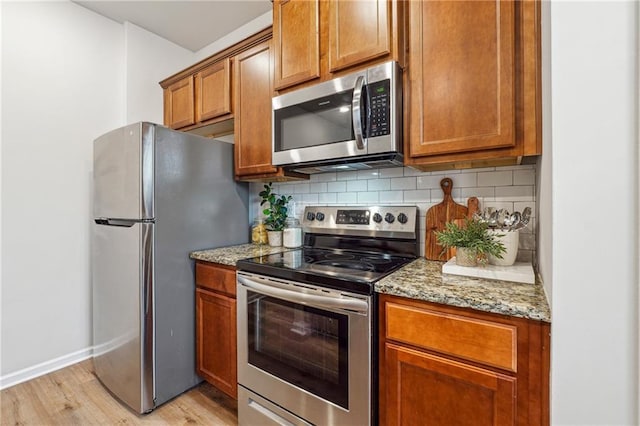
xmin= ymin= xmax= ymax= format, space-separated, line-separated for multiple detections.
xmin=0 ymin=360 xmax=238 ymax=425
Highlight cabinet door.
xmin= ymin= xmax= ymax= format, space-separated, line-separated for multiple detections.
xmin=234 ymin=41 xmax=278 ymax=177
xmin=195 ymin=58 xmax=232 ymax=122
xmin=196 ymin=288 xmax=237 ymax=399
xmin=273 ymin=0 xmax=320 ymax=90
xmin=383 ymin=343 xmax=516 ymax=426
xmin=163 ymin=76 xmax=195 ymax=129
xmin=408 ymin=0 xmax=515 ymax=157
xmin=327 ymin=0 xmax=391 ymax=73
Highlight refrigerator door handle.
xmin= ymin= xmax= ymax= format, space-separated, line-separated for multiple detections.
xmin=95 ymin=218 xmax=136 ymax=227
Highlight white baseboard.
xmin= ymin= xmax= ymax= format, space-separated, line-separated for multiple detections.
xmin=0 ymin=346 xmax=93 ymax=390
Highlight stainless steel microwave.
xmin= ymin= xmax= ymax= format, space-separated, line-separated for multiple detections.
xmin=272 ymin=61 xmax=403 ymax=174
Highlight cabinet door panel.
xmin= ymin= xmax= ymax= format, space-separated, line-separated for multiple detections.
xmin=274 ymin=0 xmax=320 ymax=90
xmin=328 ymin=0 xmax=390 ymax=73
xmin=409 ymin=0 xmax=515 ymax=157
xmin=234 ymin=41 xmax=278 ymax=176
xmin=195 ymin=58 xmax=232 ymax=122
xmin=196 ymin=288 xmax=237 ymax=399
xmin=164 ymin=76 xmax=195 ymax=129
xmin=384 ymin=343 xmax=516 ymax=426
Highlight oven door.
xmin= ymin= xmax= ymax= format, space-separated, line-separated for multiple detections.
xmin=237 ymin=271 xmax=372 ymax=426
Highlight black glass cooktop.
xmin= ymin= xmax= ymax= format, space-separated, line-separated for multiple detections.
xmin=236 ymin=247 xmax=414 ymax=295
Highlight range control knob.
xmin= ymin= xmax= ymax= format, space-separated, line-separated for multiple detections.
xmin=373 ymin=213 xmax=383 ymax=223
xmin=316 ymin=212 xmax=325 ymax=221
xmin=306 ymin=212 xmax=316 ymax=221
xmin=384 ymin=213 xmax=395 ymax=224
xmin=397 ymin=213 xmax=408 ymax=224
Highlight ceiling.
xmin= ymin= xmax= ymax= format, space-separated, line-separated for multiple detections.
xmin=74 ymin=1 xmax=273 ymax=52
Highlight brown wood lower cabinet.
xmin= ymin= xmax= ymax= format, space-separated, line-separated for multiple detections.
xmin=379 ymin=294 xmax=550 ymax=426
xmin=195 ymin=261 xmax=237 ymax=400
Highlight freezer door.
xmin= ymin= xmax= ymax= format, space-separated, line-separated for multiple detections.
xmin=92 ymin=220 xmax=154 ymax=413
xmin=94 ymin=122 xmax=154 ymax=220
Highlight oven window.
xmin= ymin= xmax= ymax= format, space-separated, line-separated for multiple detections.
xmin=247 ymin=291 xmax=349 ymax=409
xmin=274 ymin=89 xmax=356 ymax=151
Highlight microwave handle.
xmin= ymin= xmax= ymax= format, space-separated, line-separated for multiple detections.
xmin=352 ymin=75 xmax=366 ymax=150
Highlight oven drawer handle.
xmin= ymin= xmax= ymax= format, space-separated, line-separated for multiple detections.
xmin=238 ymin=275 xmax=369 ymax=313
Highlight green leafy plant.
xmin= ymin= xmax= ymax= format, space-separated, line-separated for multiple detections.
xmin=435 ymin=218 xmax=506 ymax=264
xmin=259 ymin=183 xmax=293 ymax=231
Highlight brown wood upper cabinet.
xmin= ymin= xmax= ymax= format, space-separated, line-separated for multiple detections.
xmin=379 ymin=294 xmax=550 ymax=426
xmin=163 ymin=76 xmax=196 ymax=129
xmin=162 ymin=59 xmax=232 ymax=130
xmin=195 ymin=58 xmax=232 ymax=123
xmin=405 ymin=0 xmax=542 ymax=170
xmin=273 ymin=0 xmax=405 ymax=92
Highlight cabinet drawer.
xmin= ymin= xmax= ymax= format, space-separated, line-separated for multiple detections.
xmin=195 ymin=261 xmax=236 ymax=297
xmin=385 ymin=301 xmax=517 ymax=372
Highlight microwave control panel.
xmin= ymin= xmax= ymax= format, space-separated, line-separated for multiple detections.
xmin=366 ymin=79 xmax=391 ymax=138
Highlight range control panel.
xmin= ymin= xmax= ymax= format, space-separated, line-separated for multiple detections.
xmin=302 ymin=205 xmax=418 ymax=239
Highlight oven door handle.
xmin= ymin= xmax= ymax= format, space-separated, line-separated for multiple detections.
xmin=238 ymin=275 xmax=369 ymax=314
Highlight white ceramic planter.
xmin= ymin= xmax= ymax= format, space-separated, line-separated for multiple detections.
xmin=488 ymin=229 xmax=519 ymax=266
xmin=267 ymin=230 xmax=283 ymax=247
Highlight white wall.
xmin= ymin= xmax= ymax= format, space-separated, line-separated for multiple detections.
xmin=0 ymin=1 xmax=194 ymax=388
xmin=549 ymin=1 xmax=639 ymax=424
xmin=194 ymin=11 xmax=272 ymax=62
xmin=1 ymin=1 xmax=124 ymax=382
xmin=123 ymin=22 xmax=193 ymax=124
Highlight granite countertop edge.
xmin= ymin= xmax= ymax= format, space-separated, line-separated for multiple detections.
xmin=190 ymin=245 xmax=551 ymax=323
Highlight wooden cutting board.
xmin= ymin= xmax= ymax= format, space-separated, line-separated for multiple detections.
xmin=425 ymin=178 xmax=479 ymax=261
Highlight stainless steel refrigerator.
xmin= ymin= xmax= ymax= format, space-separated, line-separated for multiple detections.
xmin=92 ymin=122 xmax=249 ymax=413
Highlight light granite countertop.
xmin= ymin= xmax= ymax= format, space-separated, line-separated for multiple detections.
xmin=376 ymin=257 xmax=550 ymax=322
xmin=190 ymin=243 xmax=291 ymax=266
xmin=190 ymin=244 xmax=551 ymax=323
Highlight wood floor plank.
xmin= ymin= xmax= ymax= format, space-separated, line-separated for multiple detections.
xmin=0 ymin=360 xmax=237 ymax=426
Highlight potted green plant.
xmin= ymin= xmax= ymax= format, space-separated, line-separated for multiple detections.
xmin=259 ymin=182 xmax=293 ymax=247
xmin=435 ymin=218 xmax=506 ymax=266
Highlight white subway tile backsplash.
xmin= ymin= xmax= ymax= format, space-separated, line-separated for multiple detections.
xmin=416 ymin=175 xmax=444 ymax=189
xmin=478 ymin=170 xmax=513 ymax=187
xmin=249 ymin=164 xmax=538 ymax=264
xmin=347 ymin=180 xmax=368 ymax=192
xmin=357 ymin=191 xmax=379 ymax=203
xmin=462 ymin=187 xmax=494 ymax=199
xmin=357 ymin=169 xmax=381 ymax=180
xmin=327 ymin=181 xmax=347 ymax=192
xmin=336 ymin=170 xmax=359 ymax=181
xmin=312 ymin=172 xmax=337 ymax=182
xmin=294 ymin=183 xmax=310 ymax=193
xmin=495 ymin=185 xmax=534 ymax=201
xmin=454 ymin=173 xmax=478 ymax=188
xmin=368 ymin=178 xmax=390 ymax=191
xmin=300 ymin=193 xmax=319 ymax=203
xmin=309 ymin=182 xmax=328 ymax=193
xmin=379 ymin=191 xmax=403 ymax=203
xmin=318 ymin=192 xmax=337 ymax=203
xmin=403 ymin=167 xmax=430 ymax=177
xmin=379 ymin=167 xmax=404 ymax=178
xmin=403 ymin=189 xmax=431 ymax=203
xmin=390 ymin=177 xmax=417 ymax=190
xmin=337 ymin=192 xmax=357 ymax=203
xmin=514 ymin=169 xmax=535 ymax=185
xmin=431 ymin=169 xmax=461 ymax=175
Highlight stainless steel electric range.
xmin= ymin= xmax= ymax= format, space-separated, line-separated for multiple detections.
xmin=236 ymin=205 xmax=418 ymax=426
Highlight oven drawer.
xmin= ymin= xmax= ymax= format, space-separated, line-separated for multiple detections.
xmin=384 ymin=301 xmax=517 ymax=372
xmin=195 ymin=261 xmax=236 ymax=296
